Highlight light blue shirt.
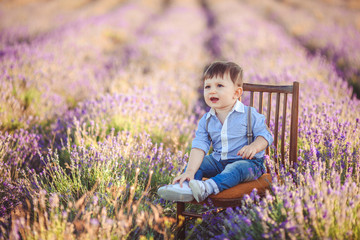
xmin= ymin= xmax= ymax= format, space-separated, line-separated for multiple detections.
xmin=192 ymin=100 xmax=273 ymax=161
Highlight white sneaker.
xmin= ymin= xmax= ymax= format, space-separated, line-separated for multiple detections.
xmin=189 ymin=179 xmax=212 ymax=202
xmin=157 ymin=181 xmax=194 ymax=202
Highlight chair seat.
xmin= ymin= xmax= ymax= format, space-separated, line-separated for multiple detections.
xmin=189 ymin=173 xmax=272 ymax=207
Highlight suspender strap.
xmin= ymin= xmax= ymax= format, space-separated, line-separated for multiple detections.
xmin=247 ymin=106 xmax=253 ymax=145
xmin=206 ymin=114 xmax=211 ymax=141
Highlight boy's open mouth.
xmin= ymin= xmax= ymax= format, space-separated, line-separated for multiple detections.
xmin=210 ymin=97 xmax=219 ymax=103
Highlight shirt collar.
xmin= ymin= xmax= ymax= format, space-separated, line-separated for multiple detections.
xmin=206 ymin=100 xmax=245 ymax=119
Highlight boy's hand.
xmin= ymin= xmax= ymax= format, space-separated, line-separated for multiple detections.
xmin=172 ymin=172 xmax=195 ymax=187
xmin=238 ymin=136 xmax=268 ymax=159
xmin=237 ymin=145 xmax=257 ymax=159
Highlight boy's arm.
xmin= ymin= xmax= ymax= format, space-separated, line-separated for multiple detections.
xmin=238 ymin=107 xmax=273 ymax=159
xmin=237 ymin=136 xmax=268 ymax=159
xmin=172 ymin=113 xmax=210 ymax=187
xmin=172 ymin=148 xmax=205 ymax=187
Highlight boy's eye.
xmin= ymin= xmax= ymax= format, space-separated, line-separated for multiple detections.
xmin=204 ymin=85 xmax=210 ymax=89
xmin=217 ymin=84 xmax=223 ymax=87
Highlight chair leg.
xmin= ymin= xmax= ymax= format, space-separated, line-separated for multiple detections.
xmin=176 ymin=202 xmax=185 ymax=240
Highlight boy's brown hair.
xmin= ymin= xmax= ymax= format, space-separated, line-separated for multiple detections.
xmin=203 ymin=61 xmax=243 ymax=87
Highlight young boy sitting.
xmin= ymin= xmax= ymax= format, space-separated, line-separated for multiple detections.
xmin=158 ymin=61 xmax=273 ymax=202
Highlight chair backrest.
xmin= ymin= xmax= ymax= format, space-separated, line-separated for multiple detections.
xmin=242 ymin=82 xmax=300 ymax=172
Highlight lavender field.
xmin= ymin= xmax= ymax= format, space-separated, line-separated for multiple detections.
xmin=1 ymin=0 xmax=360 ymax=239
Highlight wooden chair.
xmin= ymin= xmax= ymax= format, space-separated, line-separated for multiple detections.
xmin=176 ymin=81 xmax=300 ymax=239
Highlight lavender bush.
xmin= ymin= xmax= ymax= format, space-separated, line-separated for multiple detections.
xmin=0 ymin=129 xmax=43 ymax=217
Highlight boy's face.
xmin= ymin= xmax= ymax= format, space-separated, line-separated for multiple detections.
xmin=203 ymin=74 xmax=242 ymax=112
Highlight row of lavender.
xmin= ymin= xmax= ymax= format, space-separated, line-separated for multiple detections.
xmin=188 ymin=0 xmax=360 ymax=238
xmin=1 ymin=0 xmax=211 ymax=238
xmin=245 ymin=0 xmax=360 ymax=98
xmin=0 ymin=1 xmax=165 ymax=131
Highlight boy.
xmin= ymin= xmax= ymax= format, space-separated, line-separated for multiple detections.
xmin=158 ymin=61 xmax=273 ymax=202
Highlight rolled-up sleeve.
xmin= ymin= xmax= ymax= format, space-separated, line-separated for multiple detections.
xmin=191 ymin=113 xmax=211 ymax=154
xmin=252 ymin=110 xmax=274 ymax=147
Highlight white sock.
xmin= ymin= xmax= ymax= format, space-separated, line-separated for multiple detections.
xmin=205 ymin=179 xmax=219 ymax=195
xmin=204 ymin=179 xmax=215 ymax=194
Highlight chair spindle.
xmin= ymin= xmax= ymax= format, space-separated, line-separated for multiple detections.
xmin=250 ymin=92 xmax=254 ymax=107
xmin=274 ymin=93 xmax=281 ymax=167
xmin=281 ymin=93 xmax=288 ymax=166
xmin=290 ymin=82 xmax=300 ymax=166
xmin=259 ymin=92 xmax=263 ymax=114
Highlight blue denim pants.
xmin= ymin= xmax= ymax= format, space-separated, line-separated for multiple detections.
xmin=186 ymin=155 xmax=266 ymax=194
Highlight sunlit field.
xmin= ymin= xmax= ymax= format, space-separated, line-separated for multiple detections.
xmin=1 ymin=0 xmax=360 ymax=239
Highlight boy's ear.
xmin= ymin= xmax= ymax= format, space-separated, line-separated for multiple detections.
xmin=235 ymin=87 xmax=243 ymax=99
